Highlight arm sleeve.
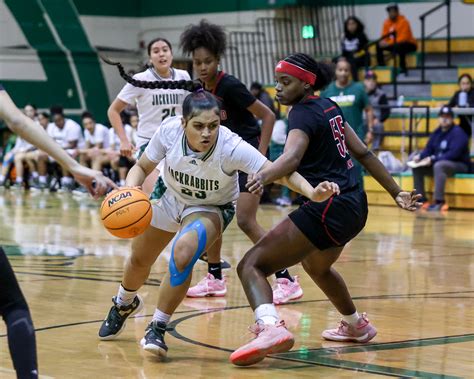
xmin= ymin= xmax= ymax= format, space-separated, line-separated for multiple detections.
xmin=379 ymin=93 xmax=390 ymax=122
xmin=67 ymin=123 xmax=82 ymax=142
xmin=117 ymin=82 xmax=141 ymax=105
xmin=144 ymin=127 xmax=166 ymax=163
xmin=222 ymin=140 xmax=267 ymax=174
xmin=420 ymin=134 xmax=436 ymax=159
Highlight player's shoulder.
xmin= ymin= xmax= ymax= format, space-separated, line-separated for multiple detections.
xmin=132 ymin=69 xmax=154 ymax=81
xmin=173 ymin=68 xmax=191 ymax=80
xmin=158 ymin=116 xmax=183 ymax=143
xmin=218 ymin=125 xmax=242 ymax=149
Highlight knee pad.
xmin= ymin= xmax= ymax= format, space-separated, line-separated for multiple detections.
xmin=169 ymin=219 xmax=207 ymax=287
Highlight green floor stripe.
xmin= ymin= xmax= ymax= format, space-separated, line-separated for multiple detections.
xmin=275 ymin=334 xmax=473 ymax=377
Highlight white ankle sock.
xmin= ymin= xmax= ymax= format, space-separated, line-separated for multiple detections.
xmin=254 ymin=303 xmax=279 ymax=325
xmin=39 ymin=176 xmax=47 ymax=184
xmin=152 ymin=309 xmax=171 ymax=325
xmin=342 ymin=311 xmax=360 ymax=325
xmin=116 ymin=285 xmax=137 ymax=307
xmin=0 ymin=175 xmax=5 ymax=182
xmin=15 ymin=177 xmax=23 ymax=183
xmin=119 ymin=179 xmax=126 ymax=186
xmin=32 ymin=171 xmax=39 ymax=179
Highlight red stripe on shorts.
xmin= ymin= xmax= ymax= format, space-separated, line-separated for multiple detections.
xmin=321 ymin=196 xmax=342 ymax=245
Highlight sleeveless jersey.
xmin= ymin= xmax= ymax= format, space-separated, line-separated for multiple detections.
xmin=117 ymin=67 xmax=191 ymax=144
xmin=288 ymin=96 xmax=358 ymax=191
xmin=144 ymin=116 xmax=267 ymax=206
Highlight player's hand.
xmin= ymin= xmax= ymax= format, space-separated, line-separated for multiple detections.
xmin=120 ymin=139 xmax=136 ymax=158
xmin=311 ymin=181 xmax=340 ymax=202
xmin=246 ymin=173 xmax=264 ymax=195
xmin=395 ymin=189 xmax=423 ymax=211
xmin=70 ymin=165 xmax=117 ymax=199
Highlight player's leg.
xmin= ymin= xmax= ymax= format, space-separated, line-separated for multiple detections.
xmin=142 ymin=211 xmax=222 ymax=357
xmin=0 ymin=248 xmax=38 ymax=379
xmin=98 ymin=226 xmax=174 ymax=340
xmin=301 ymin=250 xmax=377 ymax=343
xmin=231 ymin=216 xmax=315 ymax=366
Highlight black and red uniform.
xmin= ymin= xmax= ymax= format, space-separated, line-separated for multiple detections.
xmin=288 ymin=96 xmax=368 ymax=250
xmin=205 ymin=72 xmax=261 ymax=192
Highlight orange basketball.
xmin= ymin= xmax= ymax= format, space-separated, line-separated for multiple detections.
xmin=100 ymin=188 xmax=152 ymax=238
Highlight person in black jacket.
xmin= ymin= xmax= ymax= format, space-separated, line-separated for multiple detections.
xmin=364 ymin=71 xmax=390 ymax=151
xmin=341 ymin=16 xmax=369 ymax=81
xmin=448 ymin=73 xmax=474 ymax=137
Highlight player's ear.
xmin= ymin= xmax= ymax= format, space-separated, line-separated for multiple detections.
xmin=181 ymin=117 xmax=186 ymax=128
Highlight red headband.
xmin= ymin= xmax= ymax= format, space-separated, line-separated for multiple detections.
xmin=275 ymin=60 xmax=317 ymax=86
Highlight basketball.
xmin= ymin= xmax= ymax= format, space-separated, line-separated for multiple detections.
xmin=100 ymin=188 xmax=152 ymax=238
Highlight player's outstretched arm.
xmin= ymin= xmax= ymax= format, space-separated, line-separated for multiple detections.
xmin=0 ymin=90 xmax=116 ymax=198
xmin=344 ymin=121 xmax=422 ymax=210
xmin=108 ymin=98 xmax=135 ymax=157
xmin=249 ymin=160 xmax=340 ymax=202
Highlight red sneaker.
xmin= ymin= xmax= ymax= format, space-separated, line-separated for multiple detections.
xmin=230 ymin=321 xmax=294 ymax=366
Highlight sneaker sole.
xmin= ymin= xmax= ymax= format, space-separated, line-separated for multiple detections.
xmin=322 ymin=329 xmax=377 ymax=343
xmin=141 ymin=340 xmax=168 ymax=358
xmin=98 ymin=295 xmax=144 ymax=341
xmin=230 ymin=336 xmax=294 ymax=366
xmin=186 ymin=289 xmax=227 ymax=298
xmin=273 ymin=288 xmax=304 ymax=305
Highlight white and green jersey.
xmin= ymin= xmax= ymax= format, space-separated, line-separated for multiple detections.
xmin=117 ymin=67 xmax=191 ymax=147
xmin=144 ymin=116 xmax=267 ymax=206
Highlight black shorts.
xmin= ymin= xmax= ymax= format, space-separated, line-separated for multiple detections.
xmin=238 ymin=135 xmax=260 ymax=193
xmin=118 ymin=155 xmax=134 ymax=168
xmin=0 ymin=248 xmax=26 ymax=313
xmin=289 ymin=189 xmax=368 ymax=250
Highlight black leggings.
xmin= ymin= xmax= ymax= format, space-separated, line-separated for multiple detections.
xmin=0 ymin=248 xmax=38 ymax=379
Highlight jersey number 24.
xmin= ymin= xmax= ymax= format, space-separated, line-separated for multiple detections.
xmin=162 ymin=107 xmax=176 ymax=121
xmin=329 ymin=115 xmax=348 ymax=158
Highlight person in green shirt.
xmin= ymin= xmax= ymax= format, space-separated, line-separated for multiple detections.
xmin=321 ymin=59 xmax=374 ymax=186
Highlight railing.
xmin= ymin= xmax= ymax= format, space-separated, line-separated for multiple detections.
xmin=420 ymin=0 xmax=452 ymax=82
xmin=363 ymin=31 xmax=398 ymax=99
xmin=382 ymin=106 xmax=474 ymax=157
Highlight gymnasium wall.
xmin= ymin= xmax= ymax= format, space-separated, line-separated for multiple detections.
xmin=1 ymin=0 xmax=472 ymax=121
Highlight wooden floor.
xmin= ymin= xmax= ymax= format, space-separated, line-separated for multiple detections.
xmin=0 ymin=190 xmax=473 ymax=378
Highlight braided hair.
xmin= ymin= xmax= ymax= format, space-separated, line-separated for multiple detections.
xmin=283 ymin=53 xmax=334 ymax=91
xmin=180 ymin=20 xmax=227 ymax=58
xmin=100 ymin=55 xmax=202 ymax=91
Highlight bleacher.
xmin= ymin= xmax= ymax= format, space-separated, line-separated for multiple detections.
xmin=363 ymin=36 xmax=474 ymax=210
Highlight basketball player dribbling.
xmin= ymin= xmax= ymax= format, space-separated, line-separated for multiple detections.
xmin=97 ymin=85 xmax=339 ymax=358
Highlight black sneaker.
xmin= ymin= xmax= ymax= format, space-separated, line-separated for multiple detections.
xmin=98 ymin=295 xmax=143 ymax=340
xmin=198 ymin=253 xmax=231 ymax=270
xmin=140 ymin=321 xmax=168 ymax=357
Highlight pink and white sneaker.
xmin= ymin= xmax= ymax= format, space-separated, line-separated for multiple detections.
xmin=272 ymin=276 xmax=303 ymax=305
xmin=230 ymin=321 xmax=294 ymax=366
xmin=186 ymin=273 xmax=227 ymax=298
xmin=322 ymin=313 xmax=377 ymax=343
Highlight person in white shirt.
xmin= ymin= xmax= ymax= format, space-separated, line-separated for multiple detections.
xmin=108 ymin=113 xmax=138 ymax=186
xmin=80 ymin=112 xmax=110 ymax=171
xmin=37 ymin=106 xmax=84 ymax=190
xmin=106 ymin=38 xmax=191 ymax=195
xmin=97 ymin=89 xmax=339 ymax=358
xmin=0 ymin=104 xmax=36 ymax=188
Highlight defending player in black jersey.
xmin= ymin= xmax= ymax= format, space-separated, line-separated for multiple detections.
xmin=230 ymin=53 xmax=421 ymax=366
